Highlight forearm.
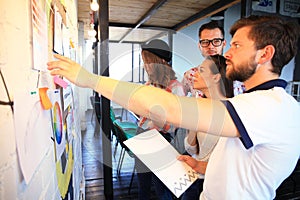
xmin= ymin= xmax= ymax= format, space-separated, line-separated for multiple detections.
xmin=184 ymin=136 xmax=198 ymax=155
xmin=186 ymin=130 xmax=197 ymax=146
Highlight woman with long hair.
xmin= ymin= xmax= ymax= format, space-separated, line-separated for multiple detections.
xmin=135 ymin=39 xmax=186 ymax=200
xmin=182 ymin=55 xmax=233 ymax=200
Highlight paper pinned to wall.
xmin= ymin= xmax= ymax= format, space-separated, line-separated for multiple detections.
xmin=31 ymin=0 xmax=48 ymax=71
xmin=124 ymin=129 xmax=198 ymax=198
xmin=49 ymin=89 xmax=66 ymax=161
xmin=14 ymin=89 xmax=52 ymax=183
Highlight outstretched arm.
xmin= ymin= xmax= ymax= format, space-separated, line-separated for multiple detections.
xmin=47 ymin=54 xmax=238 ymax=137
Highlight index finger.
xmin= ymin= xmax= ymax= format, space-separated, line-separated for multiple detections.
xmin=53 ymin=53 xmax=73 ymax=64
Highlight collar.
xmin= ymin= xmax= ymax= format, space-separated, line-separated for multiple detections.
xmin=244 ymin=79 xmax=287 ymax=93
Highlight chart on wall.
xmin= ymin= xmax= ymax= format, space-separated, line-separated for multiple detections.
xmin=44 ymin=0 xmax=76 ymax=197
xmin=50 ymin=86 xmax=75 ymax=199
xmin=50 ymin=89 xmax=66 ymax=160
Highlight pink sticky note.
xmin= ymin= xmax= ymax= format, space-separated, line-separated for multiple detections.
xmin=53 ymin=76 xmax=68 ymax=89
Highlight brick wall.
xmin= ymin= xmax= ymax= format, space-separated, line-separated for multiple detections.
xmin=0 ymin=0 xmax=83 ymax=199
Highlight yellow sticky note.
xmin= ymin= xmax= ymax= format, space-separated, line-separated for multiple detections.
xmin=69 ymin=39 xmax=74 ymax=49
xmin=39 ymin=87 xmax=52 ymax=110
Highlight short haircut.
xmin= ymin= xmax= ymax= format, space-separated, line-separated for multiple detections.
xmin=230 ymin=15 xmax=299 ymax=75
xmin=198 ymin=21 xmax=225 ymax=38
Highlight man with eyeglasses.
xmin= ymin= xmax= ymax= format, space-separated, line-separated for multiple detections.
xmin=198 ymin=22 xmax=226 ymax=57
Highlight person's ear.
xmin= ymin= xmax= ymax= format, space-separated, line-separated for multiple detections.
xmin=213 ymin=73 xmax=221 ymax=83
xmin=222 ymin=39 xmax=226 ymax=48
xmin=257 ymin=45 xmax=275 ymax=64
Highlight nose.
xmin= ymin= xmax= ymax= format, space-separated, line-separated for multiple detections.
xmin=224 ymin=49 xmax=231 ymax=59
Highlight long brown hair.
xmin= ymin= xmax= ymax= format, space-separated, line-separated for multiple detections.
xmin=141 ymin=50 xmax=177 ymax=89
xmin=207 ymin=55 xmax=234 ymax=98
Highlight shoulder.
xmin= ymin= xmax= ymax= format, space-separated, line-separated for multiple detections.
xmin=169 ymin=80 xmax=186 ymax=96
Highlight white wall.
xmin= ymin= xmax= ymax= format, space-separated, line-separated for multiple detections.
xmin=172 ymin=19 xmax=209 ymax=79
xmin=0 ymin=0 xmax=83 ymax=199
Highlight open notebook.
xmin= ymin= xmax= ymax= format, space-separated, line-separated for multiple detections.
xmin=124 ymin=129 xmax=198 ymax=198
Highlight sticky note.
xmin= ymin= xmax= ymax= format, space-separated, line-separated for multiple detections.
xmin=70 ymin=39 xmax=75 ymax=48
xmin=53 ymin=76 xmax=68 ymax=89
xmin=39 ymin=87 xmax=52 ymax=110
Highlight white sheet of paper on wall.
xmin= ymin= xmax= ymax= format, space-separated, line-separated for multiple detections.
xmin=124 ymin=129 xmax=198 ymax=198
xmin=14 ymin=89 xmax=52 ymax=183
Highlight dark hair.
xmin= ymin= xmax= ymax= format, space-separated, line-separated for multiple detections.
xmin=198 ymin=21 xmax=225 ymax=38
xmin=230 ymin=15 xmax=299 ymax=75
xmin=141 ymin=39 xmax=172 ymax=62
xmin=207 ymin=55 xmax=234 ymax=98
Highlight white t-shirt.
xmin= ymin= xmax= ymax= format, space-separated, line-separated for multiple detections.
xmin=201 ymin=81 xmax=300 ymax=200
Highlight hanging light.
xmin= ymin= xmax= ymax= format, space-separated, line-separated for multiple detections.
xmin=90 ymin=0 xmax=99 ymax=11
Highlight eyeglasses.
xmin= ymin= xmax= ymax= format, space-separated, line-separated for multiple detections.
xmin=199 ymin=38 xmax=224 ymax=47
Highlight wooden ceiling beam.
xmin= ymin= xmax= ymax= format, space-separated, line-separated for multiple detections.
xmin=172 ymin=0 xmax=240 ymax=31
xmin=109 ymin=22 xmax=169 ymax=30
xmin=118 ymin=0 xmax=169 ymax=43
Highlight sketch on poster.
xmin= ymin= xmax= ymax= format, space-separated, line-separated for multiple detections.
xmin=14 ymin=90 xmax=52 ymax=183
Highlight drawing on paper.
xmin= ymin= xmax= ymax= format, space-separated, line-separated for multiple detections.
xmin=53 ymin=101 xmax=63 ymax=144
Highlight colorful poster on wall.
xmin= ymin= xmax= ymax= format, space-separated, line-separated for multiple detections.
xmin=53 ymin=86 xmax=75 ymax=199
xmin=14 ymin=89 xmax=52 ymax=183
xmin=50 ymin=89 xmax=66 ymax=160
xmin=31 ymin=0 xmax=48 ymax=71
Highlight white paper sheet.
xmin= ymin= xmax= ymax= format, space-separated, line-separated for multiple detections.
xmin=124 ymin=129 xmax=198 ymax=198
xmin=14 ymin=89 xmax=52 ymax=183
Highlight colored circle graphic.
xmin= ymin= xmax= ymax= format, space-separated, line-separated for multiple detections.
xmin=53 ymin=102 xmax=63 ymax=144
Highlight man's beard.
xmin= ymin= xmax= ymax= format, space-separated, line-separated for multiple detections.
xmin=227 ymin=58 xmax=257 ymax=82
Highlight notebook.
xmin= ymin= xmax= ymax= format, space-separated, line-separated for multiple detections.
xmin=124 ymin=129 xmax=198 ymax=198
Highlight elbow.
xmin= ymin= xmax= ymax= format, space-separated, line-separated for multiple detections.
xmin=148 ymin=104 xmax=168 ymax=125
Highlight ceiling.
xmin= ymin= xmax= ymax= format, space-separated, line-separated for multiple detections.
xmin=77 ymin=0 xmax=241 ymax=43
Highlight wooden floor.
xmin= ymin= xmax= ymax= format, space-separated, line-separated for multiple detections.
xmin=82 ymin=109 xmax=158 ymax=200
